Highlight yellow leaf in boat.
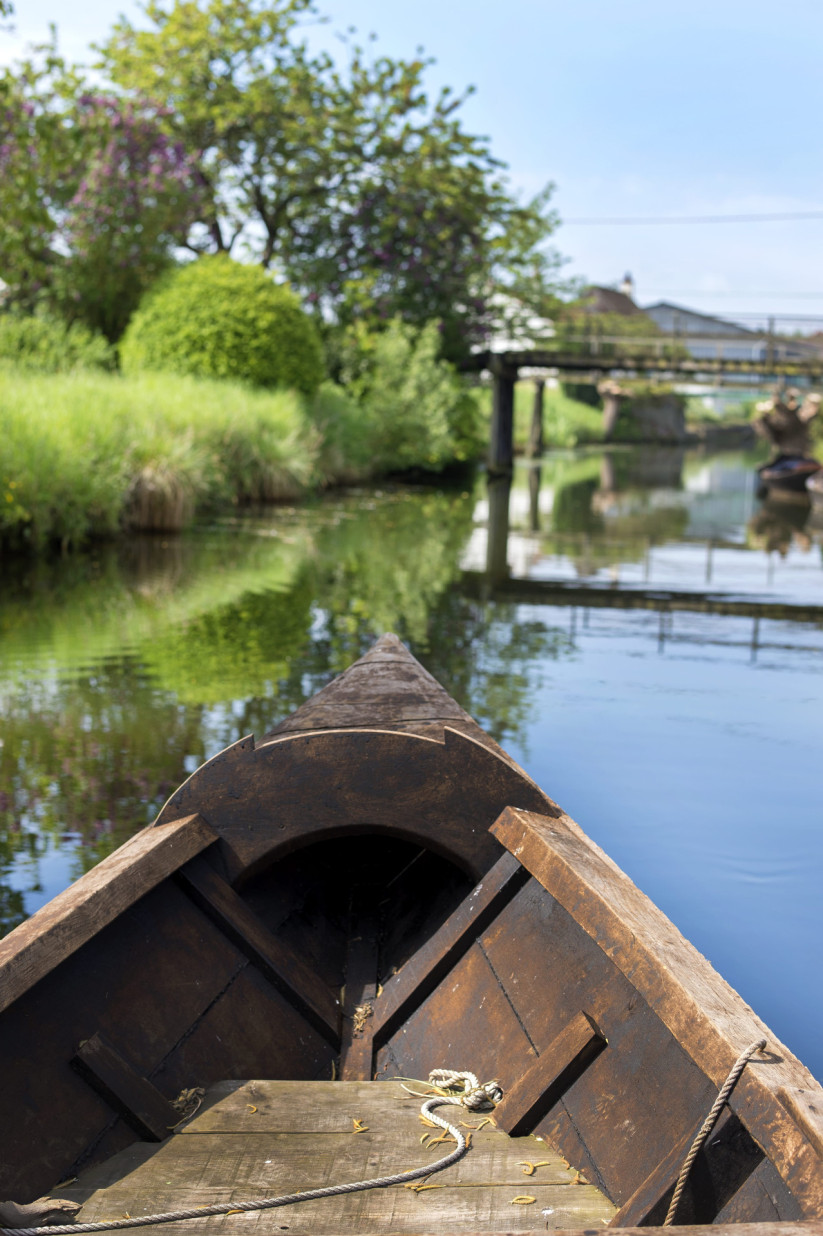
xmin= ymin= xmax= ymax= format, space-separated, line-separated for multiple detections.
xmin=520 ymin=1160 xmax=553 ymax=1175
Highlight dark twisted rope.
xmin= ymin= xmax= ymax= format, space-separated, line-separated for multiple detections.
xmin=663 ymin=1038 xmax=767 ymax=1226
xmin=2 ymin=1072 xmax=500 ymax=1236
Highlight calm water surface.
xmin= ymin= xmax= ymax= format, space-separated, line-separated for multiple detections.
xmin=1 ymin=446 xmax=821 ymax=1078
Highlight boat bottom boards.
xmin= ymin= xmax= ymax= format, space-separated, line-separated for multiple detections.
xmin=59 ymin=1080 xmax=617 ymax=1233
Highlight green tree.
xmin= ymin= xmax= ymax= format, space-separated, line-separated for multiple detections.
xmin=98 ymin=0 xmax=564 ymax=359
xmin=0 ymin=46 xmax=204 ymax=339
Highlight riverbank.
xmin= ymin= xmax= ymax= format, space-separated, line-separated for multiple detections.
xmin=1 ymin=368 xmax=319 ymax=551
xmin=0 ymin=364 xmax=480 ymax=553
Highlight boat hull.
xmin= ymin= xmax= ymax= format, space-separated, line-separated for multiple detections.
xmin=757 ymin=453 xmax=822 ymax=495
xmin=1 ymin=635 xmax=821 ymax=1233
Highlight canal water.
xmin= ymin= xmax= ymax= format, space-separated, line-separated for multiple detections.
xmin=1 ymin=445 xmax=822 ymax=1079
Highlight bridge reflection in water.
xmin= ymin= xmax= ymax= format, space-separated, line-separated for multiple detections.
xmin=465 ymin=449 xmax=823 ymax=660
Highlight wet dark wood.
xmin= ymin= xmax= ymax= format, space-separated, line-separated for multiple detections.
xmin=492 ymin=1010 xmax=606 ymax=1138
xmin=266 ymin=633 xmax=482 ymax=741
xmin=491 ymin=807 xmax=823 ymax=1217
xmin=0 ymin=879 xmax=334 ymax=1203
xmin=340 ymin=904 xmax=379 ymax=1080
xmin=72 ymin=1033 xmax=178 ymax=1141
xmin=155 ymin=727 xmax=557 ymax=885
xmin=475 ymin=874 xmax=718 ymax=1205
xmin=373 ymin=852 xmax=529 ymax=1046
xmin=611 ymin=1108 xmax=764 ymax=1227
xmin=0 ymin=814 xmax=216 ymax=1015
xmin=176 ymin=855 xmax=340 ymax=1044
xmin=376 ymin=935 xmax=536 ymax=1091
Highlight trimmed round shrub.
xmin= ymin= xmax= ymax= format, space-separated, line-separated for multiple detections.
xmin=120 ymin=255 xmax=325 ymax=394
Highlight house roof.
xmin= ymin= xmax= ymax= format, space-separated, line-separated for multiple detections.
xmin=582 ymin=286 xmax=643 ymax=316
xmin=642 ymin=301 xmax=757 ymax=336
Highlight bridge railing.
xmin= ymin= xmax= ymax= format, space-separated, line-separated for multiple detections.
xmin=496 ymin=334 xmax=820 ymax=364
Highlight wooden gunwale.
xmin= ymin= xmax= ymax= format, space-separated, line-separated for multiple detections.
xmin=0 ymin=813 xmax=216 ymax=1015
xmin=490 ymin=808 xmax=823 ymax=1215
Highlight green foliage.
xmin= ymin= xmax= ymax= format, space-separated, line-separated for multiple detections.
xmin=0 ymin=46 xmax=203 ymax=339
xmin=684 ymin=396 xmax=722 ymax=424
xmin=120 ymin=256 xmax=325 ymax=393
xmin=341 ymin=319 xmax=483 ymax=472
xmin=540 ymin=391 xmax=604 ymax=448
xmin=1 ymin=372 xmax=131 ymax=551
xmin=0 ymin=312 xmax=116 ymax=373
xmin=560 ymin=381 xmax=600 ymax=407
xmin=307 ymin=382 xmax=375 ymax=484
xmin=552 ymin=305 xmax=665 ymax=356
xmin=98 ymin=0 xmax=564 ymax=360
xmin=0 ymin=368 xmax=317 ymax=550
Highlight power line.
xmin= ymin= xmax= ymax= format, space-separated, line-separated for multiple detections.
xmin=562 ymin=210 xmax=823 ymax=225
xmin=642 ymin=291 xmax=823 ymax=304
xmin=642 ymin=290 xmax=823 ymax=299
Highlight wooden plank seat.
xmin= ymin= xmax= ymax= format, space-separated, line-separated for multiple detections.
xmin=59 ymin=1080 xmax=617 ymax=1234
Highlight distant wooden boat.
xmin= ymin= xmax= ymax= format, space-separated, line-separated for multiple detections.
xmin=1 ymin=634 xmax=822 ymax=1236
xmin=756 ymin=453 xmax=821 ymax=496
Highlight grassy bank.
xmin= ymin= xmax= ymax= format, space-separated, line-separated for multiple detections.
xmin=0 ymin=323 xmax=484 ymax=553
xmin=0 ymin=367 xmax=334 ymax=551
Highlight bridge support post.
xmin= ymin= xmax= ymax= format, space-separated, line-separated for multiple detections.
xmin=489 ymin=357 xmax=518 ymax=473
xmin=527 ymin=379 xmax=545 ymax=458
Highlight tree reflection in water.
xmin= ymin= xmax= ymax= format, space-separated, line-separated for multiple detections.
xmin=0 ymin=483 xmax=571 ymax=932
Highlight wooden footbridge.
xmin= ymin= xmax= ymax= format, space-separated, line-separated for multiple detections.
xmin=464 ymin=341 xmax=823 ymax=472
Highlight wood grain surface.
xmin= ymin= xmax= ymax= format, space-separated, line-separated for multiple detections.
xmin=154 ymin=727 xmax=555 ymax=883
xmin=0 ymin=814 xmax=216 ymax=1014
xmin=491 ymin=807 xmax=823 ymax=1217
xmin=61 ymin=1080 xmax=615 ymax=1234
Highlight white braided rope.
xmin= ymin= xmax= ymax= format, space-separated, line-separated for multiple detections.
xmin=2 ymin=1072 xmax=500 ymax=1236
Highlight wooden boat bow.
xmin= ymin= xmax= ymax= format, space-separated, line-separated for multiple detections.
xmin=0 ymin=634 xmax=821 ymax=1235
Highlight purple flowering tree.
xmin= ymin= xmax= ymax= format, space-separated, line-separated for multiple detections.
xmin=0 ymin=48 xmax=204 ymax=339
xmin=62 ymin=93 xmax=206 ymax=339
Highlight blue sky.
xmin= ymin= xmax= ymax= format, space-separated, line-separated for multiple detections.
xmin=3 ymin=0 xmax=822 ymax=324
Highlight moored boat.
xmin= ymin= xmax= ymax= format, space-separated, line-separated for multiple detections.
xmin=1 ymin=634 xmax=822 ymax=1235
xmin=756 ymin=453 xmax=821 ymax=497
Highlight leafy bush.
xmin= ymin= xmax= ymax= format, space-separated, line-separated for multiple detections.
xmin=0 ymin=312 xmax=116 ymax=373
xmin=120 ymin=256 xmax=325 ymax=394
xmin=307 ymin=382 xmax=376 ymax=484
xmin=342 ymin=319 xmax=483 ymax=473
xmin=560 ymin=381 xmax=600 ymax=407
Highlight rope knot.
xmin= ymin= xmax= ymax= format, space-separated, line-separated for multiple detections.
xmin=464 ymin=1081 xmax=503 ymax=1110
xmin=427 ymin=1069 xmax=502 ymax=1111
